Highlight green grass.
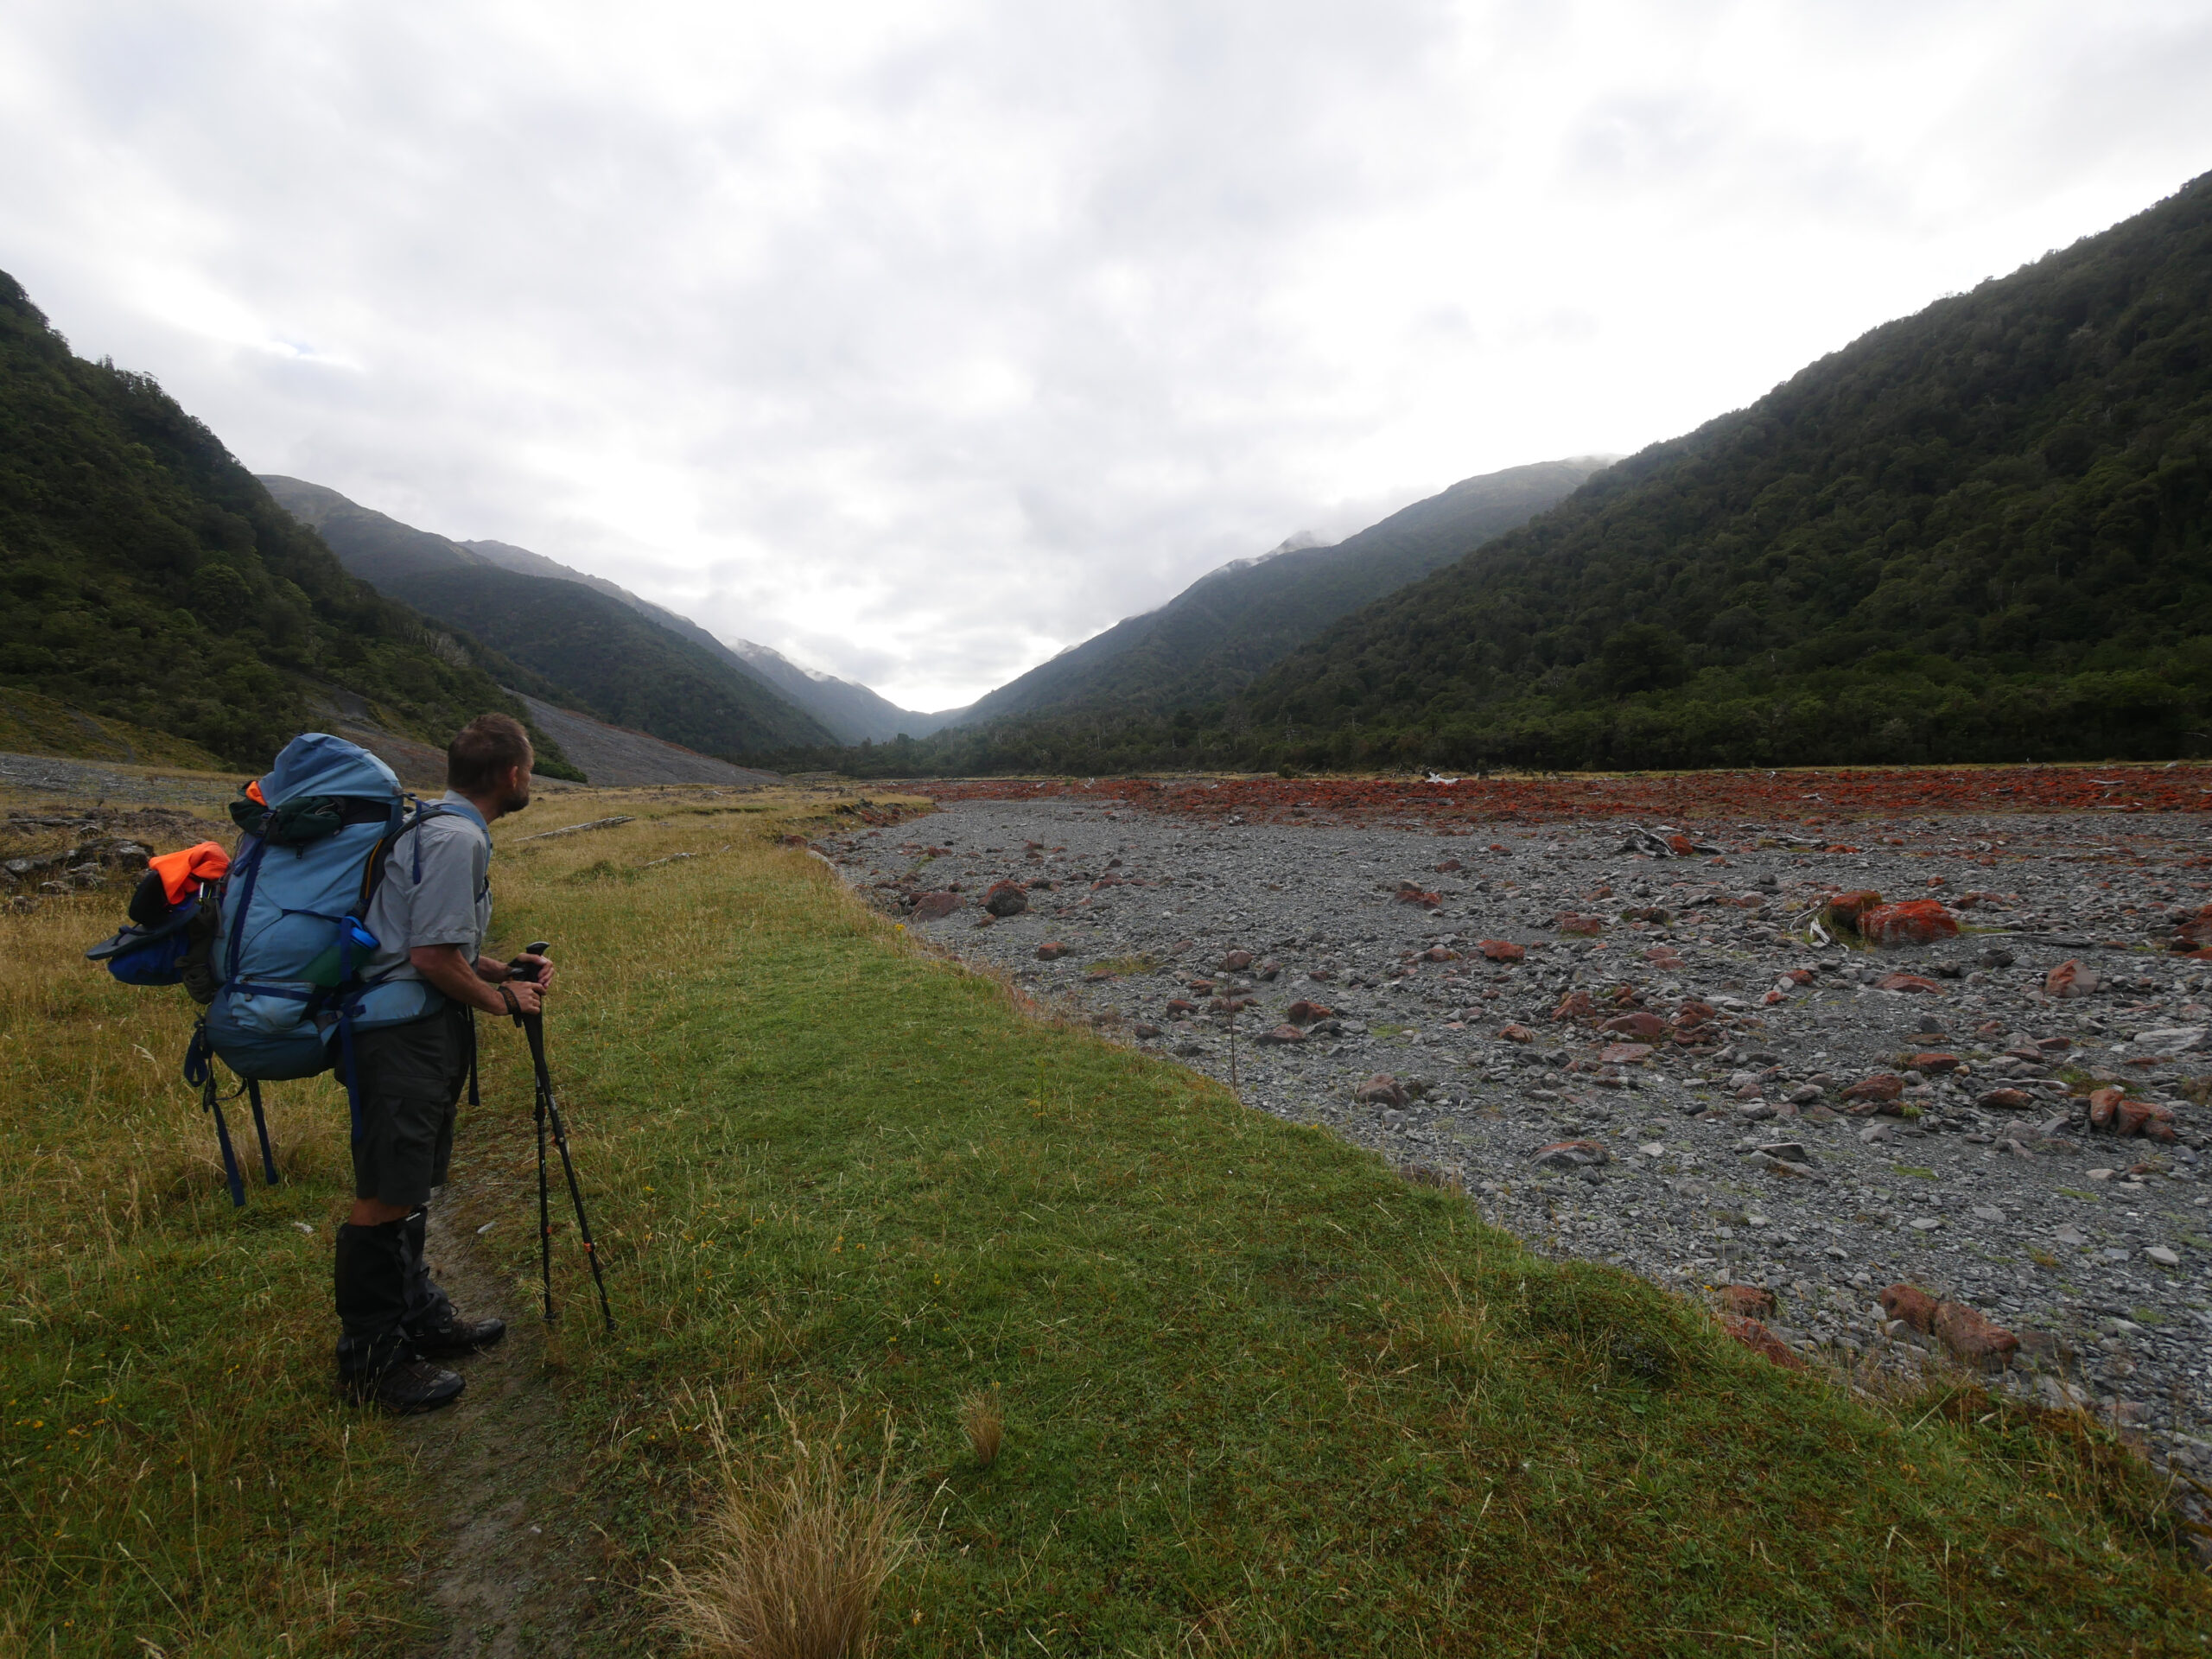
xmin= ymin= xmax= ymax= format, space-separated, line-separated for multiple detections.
xmin=0 ymin=810 xmax=430 ymax=1656
xmin=4 ymin=791 xmax=2209 ymax=1655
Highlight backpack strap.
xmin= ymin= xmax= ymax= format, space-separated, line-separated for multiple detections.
xmin=183 ymin=1021 xmax=246 ymax=1208
xmin=358 ymin=800 xmax=493 ymax=916
xmin=247 ymin=1078 xmax=279 ymax=1189
xmin=336 ymin=913 xmax=368 ymax=1146
xmin=219 ymin=837 xmax=269 ymax=995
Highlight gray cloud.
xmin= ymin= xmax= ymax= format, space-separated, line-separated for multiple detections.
xmin=3 ymin=1 xmax=2206 ymax=708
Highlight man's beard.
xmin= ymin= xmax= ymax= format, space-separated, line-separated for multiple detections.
xmin=500 ymin=785 xmax=531 ymax=815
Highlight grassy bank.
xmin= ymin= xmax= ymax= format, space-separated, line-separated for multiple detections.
xmin=3 ymin=785 xmax=2208 ymax=1655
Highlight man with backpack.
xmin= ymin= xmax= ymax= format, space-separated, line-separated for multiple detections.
xmin=336 ymin=712 xmax=554 ymax=1413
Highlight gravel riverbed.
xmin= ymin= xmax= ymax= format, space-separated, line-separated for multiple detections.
xmin=821 ymin=791 xmax=2212 ymax=1482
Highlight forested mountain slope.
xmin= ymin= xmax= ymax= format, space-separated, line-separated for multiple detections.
xmin=0 ymin=272 xmax=576 ymax=772
xmin=261 ymin=479 xmax=836 ymax=756
xmin=1244 ymin=173 xmax=2212 ymax=769
xmin=952 ymin=458 xmax=1604 ymax=729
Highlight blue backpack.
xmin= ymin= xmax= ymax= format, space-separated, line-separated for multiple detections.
xmin=181 ymin=733 xmax=482 ymax=1205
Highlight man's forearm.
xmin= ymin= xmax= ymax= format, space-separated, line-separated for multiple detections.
xmin=409 ymin=944 xmax=509 ymax=1014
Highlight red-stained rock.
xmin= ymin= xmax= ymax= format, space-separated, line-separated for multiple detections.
xmin=2045 ymin=959 xmax=2100 ymax=999
xmin=1976 ymin=1089 xmax=2037 ymax=1111
xmin=1164 ymin=998 xmax=1199 ymax=1015
xmin=1090 ymin=873 xmax=1121 ymax=889
xmin=1396 ymin=885 xmax=1443 ymax=906
xmin=1668 ymin=834 xmax=1697 ymax=855
xmin=1841 ymin=1073 xmax=1905 ymax=1104
xmin=1423 ymin=944 xmax=1460 ymax=962
xmin=1556 ymin=912 xmax=1605 ymax=936
xmin=1876 ymin=972 xmax=1943 ymax=995
xmin=1880 ymin=1284 xmax=1939 ymax=1332
xmin=1717 ymin=1285 xmax=1776 ymax=1319
xmin=2088 ymin=1085 xmax=2124 ymax=1130
xmin=1675 ymin=1001 xmax=1716 ymax=1026
xmin=1859 ymin=899 xmax=1960 ymax=947
xmin=1722 ymin=1315 xmax=1808 ymax=1371
xmin=1602 ymin=1011 xmax=1669 ymax=1041
xmin=1036 ymin=940 xmax=1072 ymax=960
xmin=1500 ymin=1023 xmax=1535 ymax=1044
xmin=1910 ymin=1052 xmax=1961 ymax=1072
xmin=1825 ymin=890 xmax=1885 ymax=931
xmin=1284 ymin=1000 xmax=1335 ymax=1025
xmin=2094 ymin=1087 xmax=2177 ymax=1141
xmin=2127 ymin=1102 xmax=2177 ymax=1142
xmin=2171 ymin=905 xmax=2212 ymax=951
xmin=1255 ymin=1024 xmax=1306 ymax=1046
xmin=910 ymin=890 xmax=962 ymax=921
xmin=1433 ymin=857 xmax=1464 ymax=873
xmin=1551 ymin=989 xmax=1599 ymax=1021
xmin=1761 ymin=989 xmax=1789 ymax=1006
xmin=1354 ymin=1074 xmax=1408 ymax=1108
xmin=1471 ymin=940 xmax=1522 ymax=965
xmin=1643 ymin=947 xmax=1686 ymax=966
xmin=1599 ymin=1042 xmax=1656 ymax=1065
xmin=1933 ymin=1302 xmax=2020 ymax=1369
xmin=982 ymin=880 xmax=1029 ymax=918
xmin=1218 ymin=949 xmax=1254 ymax=971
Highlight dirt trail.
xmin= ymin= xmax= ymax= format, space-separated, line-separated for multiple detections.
xmin=397 ymin=1178 xmax=604 ymax=1658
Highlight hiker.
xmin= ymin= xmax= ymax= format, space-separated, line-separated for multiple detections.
xmin=335 ymin=713 xmax=556 ymax=1413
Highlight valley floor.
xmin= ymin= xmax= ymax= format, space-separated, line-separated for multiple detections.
xmin=825 ymin=779 xmax=2212 ymax=1484
xmin=8 ymin=771 xmax=2210 ymax=1655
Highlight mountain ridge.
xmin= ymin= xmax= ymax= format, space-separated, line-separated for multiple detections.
xmin=258 ymin=477 xmax=839 ymax=755
xmin=944 ymin=457 xmax=1609 ymax=731
xmin=1238 ymin=172 xmax=2212 ymax=768
xmin=0 ymin=273 xmax=582 ymax=774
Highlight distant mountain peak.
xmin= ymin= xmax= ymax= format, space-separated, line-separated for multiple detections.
xmin=945 ymin=456 xmax=1605 ymax=731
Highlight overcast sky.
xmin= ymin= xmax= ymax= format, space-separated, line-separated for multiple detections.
xmin=3 ymin=3 xmax=2207 ymax=709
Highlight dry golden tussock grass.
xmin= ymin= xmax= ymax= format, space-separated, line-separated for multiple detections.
xmin=957 ymin=1388 xmax=1003 ymax=1468
xmin=658 ymin=1404 xmax=915 ymax=1659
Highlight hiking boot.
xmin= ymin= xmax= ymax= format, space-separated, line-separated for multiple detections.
xmin=341 ymin=1357 xmax=466 ymax=1414
xmin=410 ymin=1314 xmax=507 ymax=1358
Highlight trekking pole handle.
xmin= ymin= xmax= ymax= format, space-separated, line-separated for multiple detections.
xmin=512 ymin=941 xmax=551 ymax=985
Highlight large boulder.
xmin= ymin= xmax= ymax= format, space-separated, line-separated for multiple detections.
xmin=982 ymin=881 xmax=1028 ymax=918
xmin=1354 ymin=1074 xmax=1409 ymax=1108
xmin=1823 ymin=890 xmax=1885 ymax=932
xmin=910 ymin=890 xmax=962 ymax=921
xmin=2045 ymin=959 xmax=2100 ymax=999
xmin=1532 ymin=1140 xmax=1610 ymax=1169
xmin=1858 ymin=899 xmax=1960 ymax=947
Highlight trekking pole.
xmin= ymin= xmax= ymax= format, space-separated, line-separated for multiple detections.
xmin=513 ymin=943 xmax=617 ymax=1332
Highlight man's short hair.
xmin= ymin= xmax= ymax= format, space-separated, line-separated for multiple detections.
xmin=448 ymin=714 xmax=534 ymax=793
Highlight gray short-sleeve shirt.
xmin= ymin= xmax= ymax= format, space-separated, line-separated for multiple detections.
xmin=360 ymin=792 xmax=494 ymax=984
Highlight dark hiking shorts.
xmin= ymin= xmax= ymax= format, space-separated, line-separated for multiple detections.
xmin=349 ymin=1001 xmax=473 ymax=1208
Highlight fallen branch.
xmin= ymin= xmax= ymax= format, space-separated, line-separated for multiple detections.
xmin=512 ymin=815 xmax=635 ymax=842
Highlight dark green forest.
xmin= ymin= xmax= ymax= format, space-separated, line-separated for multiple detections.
xmin=954 ymin=458 xmax=1599 ymax=728
xmin=0 ymin=271 xmax=581 ymax=774
xmin=1245 ymin=170 xmax=2212 ymax=770
xmin=803 ymin=172 xmax=2212 ymax=778
xmin=259 ymin=476 xmax=839 ymax=758
xmin=380 ymin=567 xmax=837 ymax=758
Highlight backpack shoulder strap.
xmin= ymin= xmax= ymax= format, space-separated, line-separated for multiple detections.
xmin=358 ymin=799 xmax=492 ymax=911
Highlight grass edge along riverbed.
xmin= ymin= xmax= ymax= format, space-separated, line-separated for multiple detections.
xmin=2 ymin=784 xmax=2208 ymax=1655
